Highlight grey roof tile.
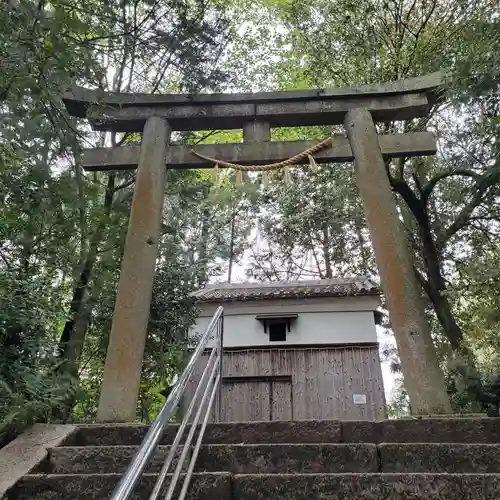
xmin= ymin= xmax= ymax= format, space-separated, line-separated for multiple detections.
xmin=192 ymin=277 xmax=380 ymax=303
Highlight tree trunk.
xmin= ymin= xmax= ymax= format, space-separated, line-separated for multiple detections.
xmin=72 ymin=141 xmax=87 ymax=267
xmin=390 ymin=175 xmax=465 ymax=352
xmin=322 ymin=224 xmax=333 ymax=278
xmin=2 ymin=226 xmax=35 ymax=379
xmin=61 ymin=243 xmax=116 ymax=378
xmin=397 ymin=174 xmax=481 ymax=404
xmin=355 ymin=220 xmax=370 ymax=275
xmin=422 ymin=277 xmax=465 ymax=353
xmin=56 ymin=174 xmax=116 ymax=374
xmin=227 ymin=212 xmax=236 ymax=283
xmin=196 ymin=204 xmax=210 ymax=287
xmin=416 ymin=209 xmax=464 ymax=352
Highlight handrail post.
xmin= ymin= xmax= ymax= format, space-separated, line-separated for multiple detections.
xmin=109 ymin=306 xmax=223 ymax=500
xmin=217 ymin=311 xmax=224 ymax=422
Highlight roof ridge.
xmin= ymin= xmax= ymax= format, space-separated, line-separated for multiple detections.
xmin=192 ymin=277 xmax=380 ymax=302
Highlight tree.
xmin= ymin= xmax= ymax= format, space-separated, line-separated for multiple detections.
xmin=247 ymin=165 xmax=375 ymax=280
xmin=53 ymin=0 xmax=232 ymax=378
xmin=1 ymin=0 xmax=237 ymax=439
xmin=237 ymin=0 xmax=499 ymax=356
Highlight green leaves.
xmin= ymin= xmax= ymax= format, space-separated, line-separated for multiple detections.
xmin=247 ymin=164 xmax=375 ymax=281
xmin=0 ymin=0 xmax=237 ymax=435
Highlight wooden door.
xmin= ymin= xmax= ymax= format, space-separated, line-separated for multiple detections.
xmin=220 ymin=376 xmax=293 ymax=422
xmin=221 ymin=380 xmax=271 ymax=422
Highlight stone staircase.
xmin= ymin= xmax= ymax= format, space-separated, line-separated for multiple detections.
xmin=6 ymin=418 xmax=500 ymax=500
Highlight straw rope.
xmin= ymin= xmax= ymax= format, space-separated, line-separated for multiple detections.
xmin=190 ymin=136 xmax=332 ymax=172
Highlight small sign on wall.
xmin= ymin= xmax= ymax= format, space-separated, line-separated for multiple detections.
xmin=353 ymin=394 xmax=367 ymax=405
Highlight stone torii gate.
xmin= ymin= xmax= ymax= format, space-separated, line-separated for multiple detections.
xmin=63 ymin=72 xmax=451 ymax=422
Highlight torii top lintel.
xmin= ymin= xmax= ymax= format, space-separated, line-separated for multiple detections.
xmin=63 ymin=72 xmax=443 ymax=133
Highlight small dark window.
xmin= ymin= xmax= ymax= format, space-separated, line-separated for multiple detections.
xmin=256 ymin=314 xmax=296 ymax=341
xmin=268 ymin=321 xmax=287 ymax=342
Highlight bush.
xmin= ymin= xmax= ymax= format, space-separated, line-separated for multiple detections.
xmin=0 ymin=369 xmax=76 ymax=448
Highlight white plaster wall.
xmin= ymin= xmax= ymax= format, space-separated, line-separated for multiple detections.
xmin=189 ymin=296 xmax=380 ymax=348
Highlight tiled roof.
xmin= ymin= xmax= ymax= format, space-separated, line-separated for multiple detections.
xmin=192 ymin=277 xmax=380 ymax=303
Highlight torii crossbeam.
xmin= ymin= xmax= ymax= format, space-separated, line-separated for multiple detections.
xmin=63 ymin=72 xmax=451 ymax=422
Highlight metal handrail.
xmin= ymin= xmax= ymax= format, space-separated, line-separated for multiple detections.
xmin=110 ymin=306 xmax=224 ymax=500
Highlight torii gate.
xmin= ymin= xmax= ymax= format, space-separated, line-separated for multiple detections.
xmin=63 ymin=73 xmax=451 ymax=422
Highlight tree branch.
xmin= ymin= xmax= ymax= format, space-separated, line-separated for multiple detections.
xmin=437 ymin=166 xmax=500 ymax=249
xmin=413 ymin=265 xmax=430 ymax=296
xmin=422 ymin=168 xmax=480 ymax=201
xmin=390 ymin=176 xmax=427 ymax=228
xmin=113 ymin=176 xmax=136 ymax=193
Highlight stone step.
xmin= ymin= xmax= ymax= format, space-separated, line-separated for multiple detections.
xmin=379 ymin=443 xmax=500 ymax=473
xmin=233 ymin=473 xmax=500 ymax=500
xmin=342 ymin=418 xmax=500 ymax=443
xmin=8 ymin=473 xmax=500 ymax=500
xmin=42 ymin=443 xmax=500 ymax=475
xmin=6 ymin=473 xmax=230 ymax=500
xmin=65 ymin=418 xmax=500 ymax=447
xmin=42 ymin=444 xmax=378 ymax=475
xmin=66 ymin=420 xmax=341 ymax=446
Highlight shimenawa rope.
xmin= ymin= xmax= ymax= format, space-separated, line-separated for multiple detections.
xmin=189 ymin=136 xmax=332 ymax=172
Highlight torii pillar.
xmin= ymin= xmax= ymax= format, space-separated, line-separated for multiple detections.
xmin=97 ymin=117 xmax=171 ymax=422
xmin=344 ymin=109 xmax=451 ymax=414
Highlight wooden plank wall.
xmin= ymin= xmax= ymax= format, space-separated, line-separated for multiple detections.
xmin=182 ymin=346 xmax=386 ymax=422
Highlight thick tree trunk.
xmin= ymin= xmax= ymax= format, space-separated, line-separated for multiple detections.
xmin=416 ymin=205 xmax=464 ymax=351
xmin=421 ymin=277 xmax=465 ymax=353
xmin=394 ymin=169 xmax=482 ymax=408
xmin=390 ymin=175 xmax=465 ymax=352
xmin=63 ymin=297 xmax=93 ymax=378
xmin=61 ymin=243 xmax=116 ymax=378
